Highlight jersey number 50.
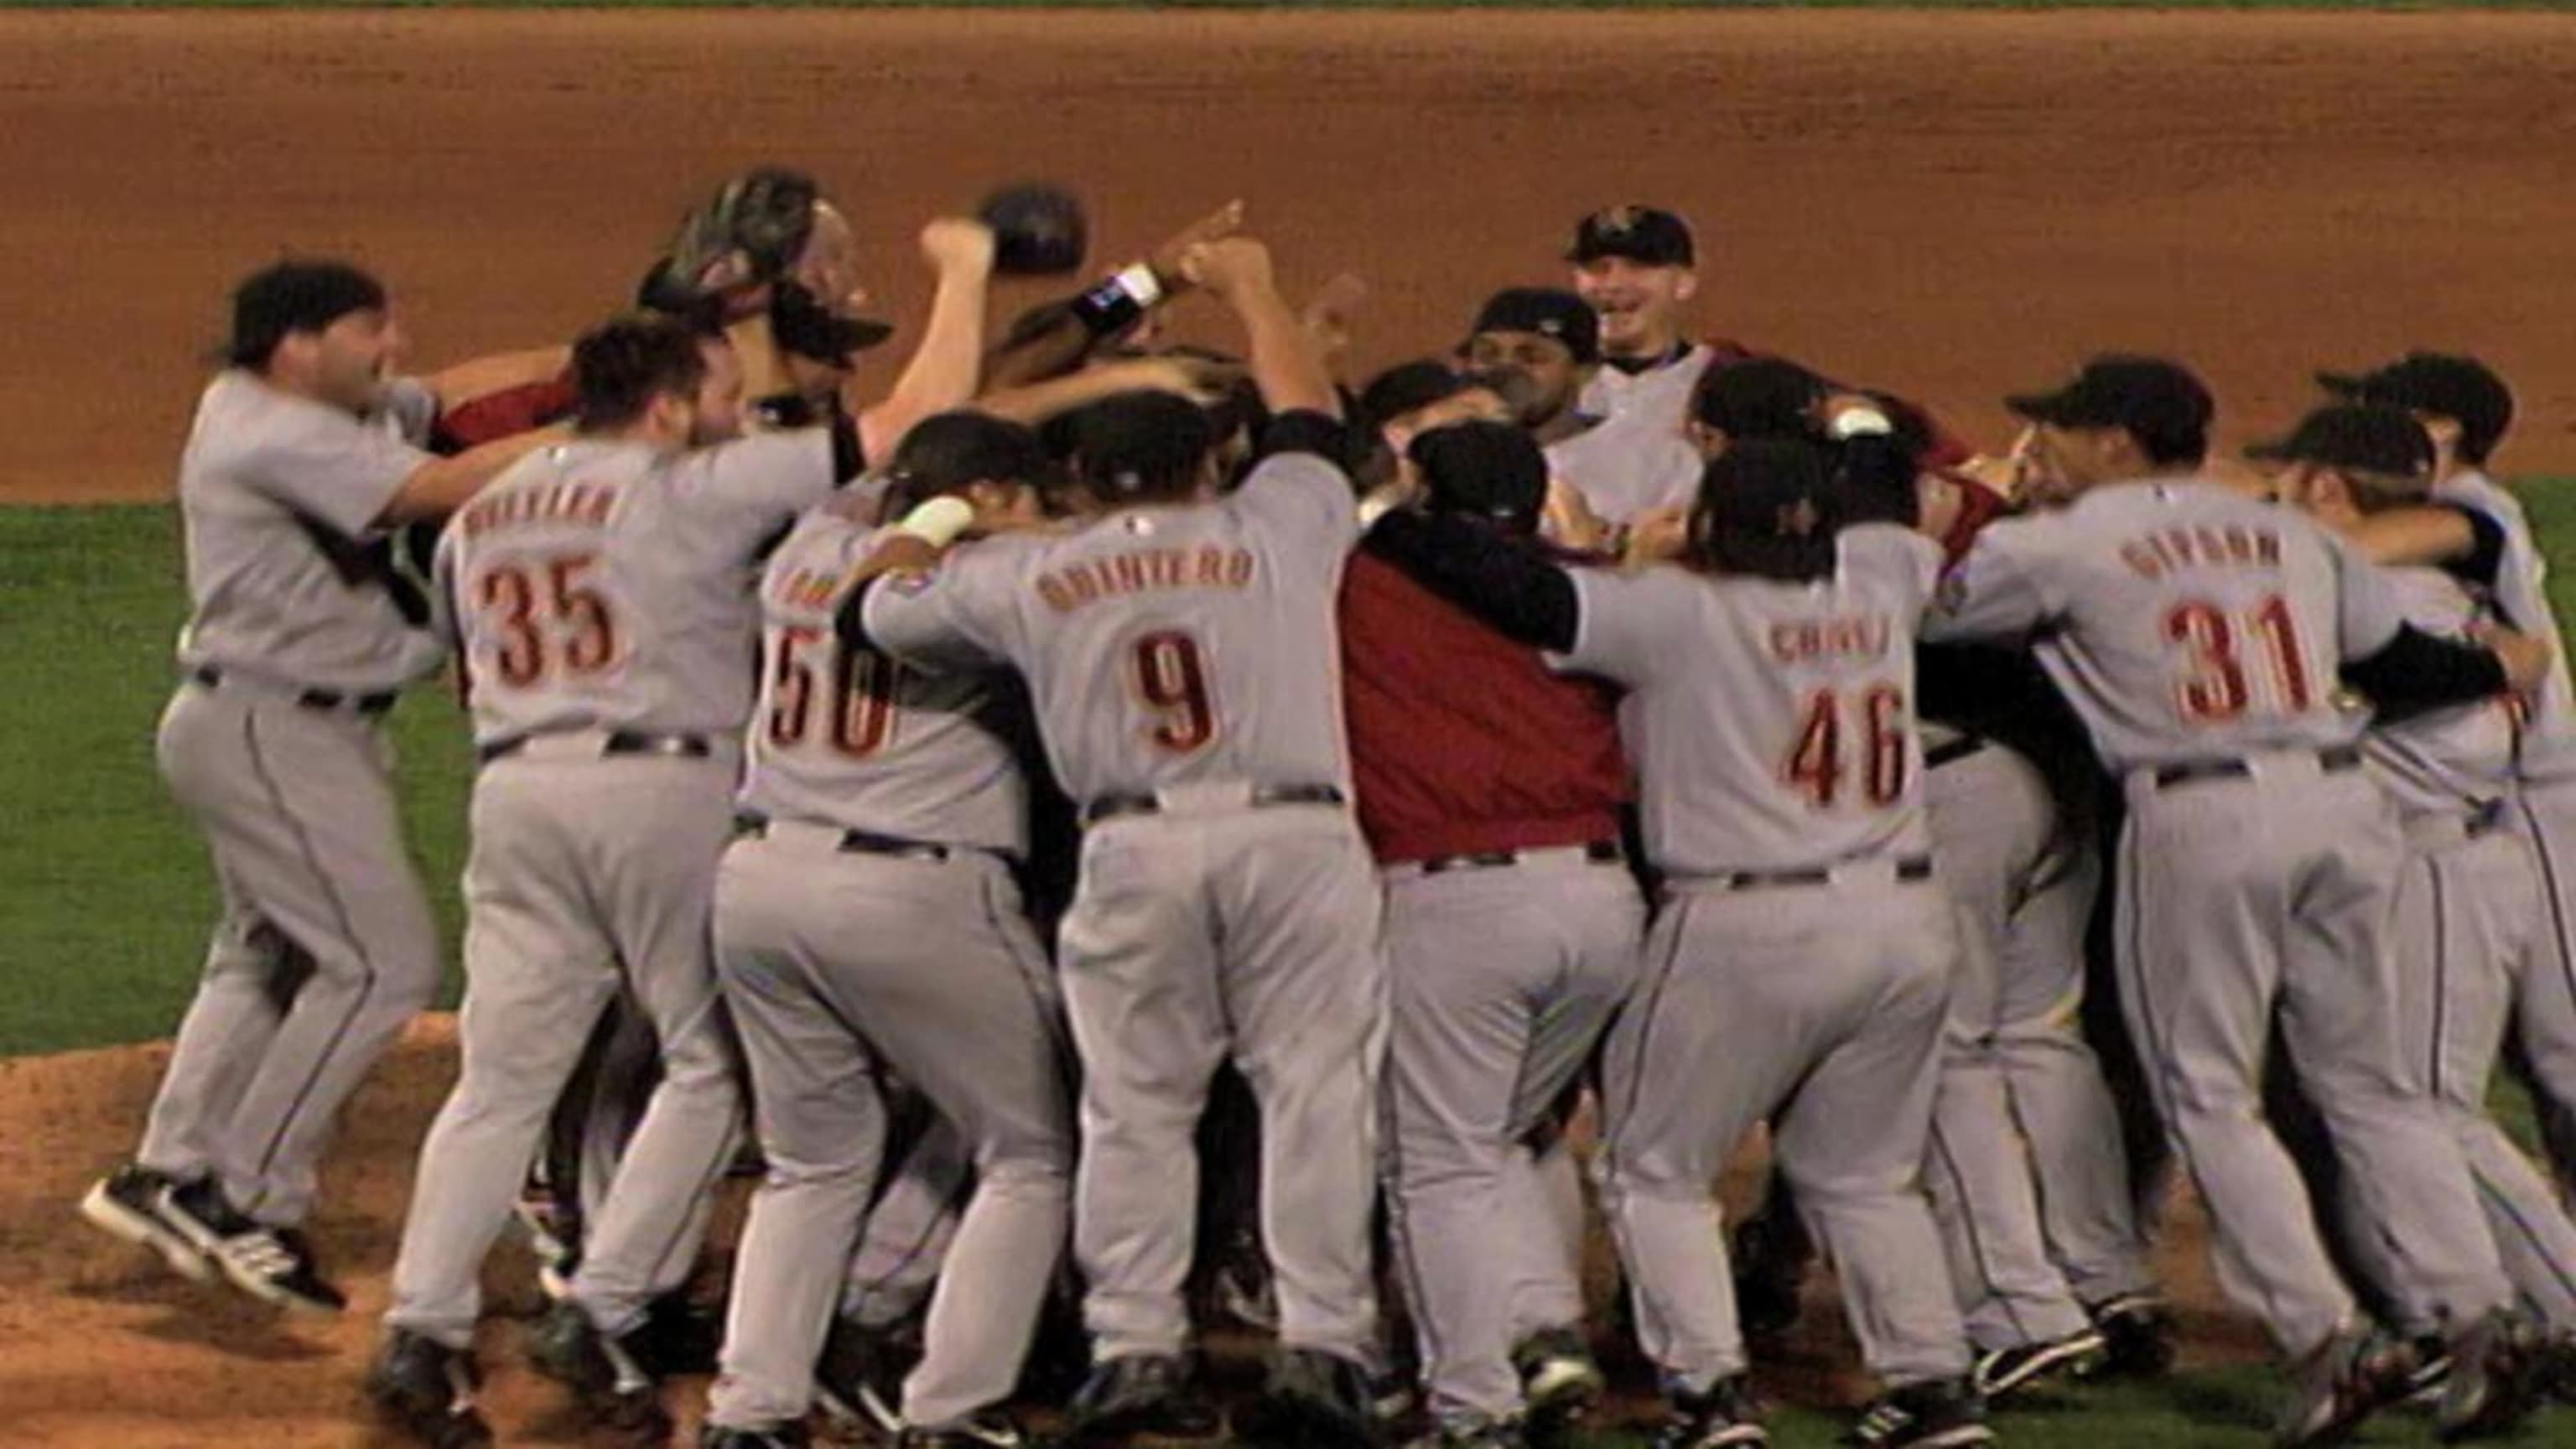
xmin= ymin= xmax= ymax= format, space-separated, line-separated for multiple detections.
xmin=768 ymin=625 xmax=902 ymax=758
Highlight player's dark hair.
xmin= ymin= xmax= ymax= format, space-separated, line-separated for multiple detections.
xmin=225 ymin=259 xmax=387 ymax=369
xmin=883 ymin=411 xmax=1056 ymax=512
xmin=1061 ymin=391 xmax=1216 ymax=504
xmin=2129 ymin=418 xmax=2209 ymax=470
xmin=571 ymin=312 xmax=711 ymax=434
xmin=1689 ymin=439 xmax=1843 ymax=584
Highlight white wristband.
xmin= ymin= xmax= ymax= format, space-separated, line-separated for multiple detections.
xmin=1829 ymin=406 xmax=1895 ymax=441
xmin=894 ymin=496 xmax=975 ymax=548
xmin=1114 ymin=262 xmax=1165 ymax=309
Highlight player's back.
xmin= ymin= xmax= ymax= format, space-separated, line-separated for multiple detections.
xmin=441 ymin=432 xmax=833 ymax=747
xmin=740 ymin=506 xmax=1030 ymax=854
xmin=1589 ymin=525 xmax=1939 ymax=876
xmin=1990 ymin=480 xmax=2371 ymax=770
xmin=985 ymin=450 xmax=1358 ymax=808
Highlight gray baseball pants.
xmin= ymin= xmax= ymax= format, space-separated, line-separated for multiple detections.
xmin=1379 ymin=849 xmax=1641 ymax=1429
xmin=2511 ymin=779 xmax=2576 ymax=1208
xmin=1599 ymin=862 xmax=1971 ymax=1393
xmin=385 ymin=740 xmax=743 ymax=1348
xmin=705 ymin=824 xmax=1072 ymax=1431
xmin=840 ymin=1106 xmax=971 ymax=1331
xmin=1057 ymin=791 xmax=1386 ymax=1363
xmin=2112 ymin=753 xmax=2508 ymax=1357
xmin=140 ymin=679 xmax=441 ymax=1227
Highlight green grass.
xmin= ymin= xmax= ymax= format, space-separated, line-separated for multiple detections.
xmin=1 ymin=1 xmax=2569 ymax=11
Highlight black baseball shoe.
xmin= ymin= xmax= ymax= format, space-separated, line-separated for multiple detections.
xmin=78 ymin=1164 xmax=214 ymax=1283
xmin=1654 ymin=1375 xmax=1769 ymax=1448
xmin=813 ymin=1316 xmax=911 ymax=1436
xmin=698 ymin=1423 xmax=808 ymax=1449
xmin=1511 ymin=1327 xmax=1606 ymax=1449
xmin=1732 ymin=1218 xmax=1808 ymax=1342
xmin=896 ymin=1409 xmax=1029 ymax=1446
xmin=626 ymin=1291 xmax=724 ymax=1378
xmin=525 ymin=1300 xmax=673 ymax=1441
xmin=2433 ymin=1307 xmax=2547 ymax=1442
xmin=1846 ymin=1378 xmax=1994 ymax=1448
xmin=366 ymin=1329 xmax=494 ymax=1449
xmin=1971 ymin=1326 xmax=2109 ymax=1402
xmin=2085 ymin=1293 xmax=2178 ymax=1379
xmin=2273 ymin=1323 xmax=2417 ymax=1449
xmin=154 ymin=1177 xmax=345 ymax=1312
xmin=1058 ymin=1353 xmax=1224 ymax=1446
xmin=1233 ymin=1346 xmax=1382 ymax=1449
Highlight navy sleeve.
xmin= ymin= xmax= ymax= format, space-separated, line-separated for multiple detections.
xmin=1363 ymin=510 xmax=1580 ymax=652
xmin=2342 ymin=622 xmax=2508 ymax=719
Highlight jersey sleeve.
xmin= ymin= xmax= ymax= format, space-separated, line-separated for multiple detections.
xmin=2329 ymin=531 xmax=2408 ymax=660
xmin=1847 ymin=523 xmax=1945 ymax=615
xmin=242 ymin=402 xmax=438 ymax=539
xmin=677 ymin=429 xmax=840 ymax=552
xmin=1229 ymin=442 xmax=1360 ymax=560
xmin=854 ymin=543 xmax=1022 ymax=674
xmin=1922 ymin=517 xmax=2056 ymax=643
xmin=382 ymin=379 xmax=442 ymax=446
xmin=1559 ymin=567 xmax=1669 ymax=688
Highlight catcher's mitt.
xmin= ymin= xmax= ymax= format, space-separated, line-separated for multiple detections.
xmin=979 ymin=182 xmax=1088 ymax=277
xmin=662 ymin=166 xmax=823 ymax=310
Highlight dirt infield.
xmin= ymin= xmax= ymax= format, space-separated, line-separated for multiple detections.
xmin=3 ymin=10 xmax=2576 ymax=506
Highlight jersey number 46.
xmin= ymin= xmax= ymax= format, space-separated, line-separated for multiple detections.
xmin=1784 ymin=683 xmax=1908 ymax=810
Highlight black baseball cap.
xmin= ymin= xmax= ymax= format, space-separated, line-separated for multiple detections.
xmin=225 ymin=259 xmax=387 ymax=367
xmin=769 ymin=278 xmax=893 ymax=365
xmin=1409 ymin=420 xmax=1548 ymax=534
xmin=1061 ymin=390 xmax=1216 ymax=501
xmin=1361 ymin=361 xmax=1472 ymax=431
xmin=1567 ymin=205 xmax=1696 ymax=268
xmin=1467 ymin=288 xmax=1601 ymax=366
xmin=2245 ymin=404 xmax=2433 ymax=480
xmin=2005 ymin=356 xmax=2214 ymax=466
xmin=2317 ymin=352 xmax=2513 ymax=465
xmin=1691 ymin=438 xmax=1841 ymax=582
xmin=886 ymin=411 xmax=1052 ymax=496
xmin=1690 ymin=356 xmax=1829 ymax=441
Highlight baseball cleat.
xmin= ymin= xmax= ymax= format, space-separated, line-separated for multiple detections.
xmin=1971 ymin=1326 xmax=2109 ymax=1401
xmin=526 ymin=1300 xmax=673 ymax=1442
xmin=155 ymin=1177 xmax=345 ymax=1312
xmin=2432 ymin=1307 xmax=2546 ymax=1442
xmin=896 ymin=1409 xmax=1028 ymax=1446
xmin=813 ymin=1316 xmax=910 ymax=1436
xmin=1511 ymin=1326 xmax=1605 ymax=1448
xmin=1730 ymin=1218 xmax=1808 ymax=1342
xmin=1057 ymin=1353 xmax=1224 ymax=1446
xmin=2085 ymin=1293 xmax=2178 ymax=1379
xmin=1233 ymin=1346 xmax=1383 ymax=1449
xmin=697 ymin=1424 xmax=808 ymax=1449
xmin=2272 ymin=1323 xmax=2414 ymax=1448
xmin=1846 ymin=1378 xmax=1994 ymax=1448
xmin=78 ymin=1164 xmax=214 ymax=1283
xmin=1654 ymin=1374 xmax=1769 ymax=1448
xmin=366 ymin=1329 xmax=495 ymax=1449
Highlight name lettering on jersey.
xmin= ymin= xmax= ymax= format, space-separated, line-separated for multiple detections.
xmin=457 ymin=481 xmax=619 ymax=540
xmin=2118 ymin=525 xmax=2282 ymax=581
xmin=771 ymin=565 xmax=850 ymax=613
xmin=1036 ymin=547 xmax=1257 ymax=614
xmin=1769 ymin=614 xmax=1893 ymax=666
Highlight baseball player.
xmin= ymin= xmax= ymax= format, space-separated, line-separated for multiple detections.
xmin=1374 ymin=428 xmax=1990 ymax=1448
xmin=2262 ymin=402 xmax=2576 ymax=1363
xmin=360 ymin=300 xmax=890 ymax=1445
xmin=1461 ymin=288 xmax=1702 ymax=528
xmin=1564 ymin=205 xmax=1739 ymax=432
xmin=699 ymin=413 xmax=1074 ymax=1449
xmin=1346 ymin=420 xmax=1641 ymax=1449
xmin=77 ymin=260 xmax=558 ymax=1313
xmin=843 ymin=236 xmax=1387 ymax=1449
xmin=1925 ymin=356 xmax=2550 ymax=1446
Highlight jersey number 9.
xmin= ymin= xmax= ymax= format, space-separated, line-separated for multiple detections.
xmin=1130 ymin=630 xmax=1218 ymax=755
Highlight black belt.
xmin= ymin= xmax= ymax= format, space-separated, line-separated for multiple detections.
xmin=190 ymin=664 xmax=397 ymax=716
xmin=1417 ymin=841 xmax=1623 ymax=875
xmin=1924 ymin=736 xmax=1990 ymax=771
xmin=1080 ymin=782 xmax=1344 ymax=828
xmin=477 ymin=730 xmax=713 ymax=766
xmin=1721 ymin=854 xmax=1934 ymax=891
xmin=742 ymin=818 xmax=974 ymax=863
xmin=2150 ymin=745 xmax=2364 ymax=792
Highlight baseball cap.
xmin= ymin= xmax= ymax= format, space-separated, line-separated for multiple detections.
xmin=1690 ymin=356 xmax=1829 ymax=442
xmin=1467 ymin=288 xmax=1601 ymax=366
xmin=2005 ymin=356 xmax=2214 ymax=465
xmin=2244 ymin=404 xmax=2434 ymax=479
xmin=886 ymin=411 xmax=1052 ymax=497
xmin=1408 ymin=420 xmax=1548 ymax=533
xmin=225 ymin=259 xmax=387 ymax=367
xmin=1692 ymin=438 xmax=1840 ymax=582
xmin=769 ymin=279 xmax=893 ymax=365
xmin=2317 ymin=352 xmax=2513 ymax=465
xmin=1361 ymin=361 xmax=1474 ymax=432
xmin=1061 ymin=390 xmax=1216 ymax=501
xmin=1566 ymin=205 xmax=1696 ymax=268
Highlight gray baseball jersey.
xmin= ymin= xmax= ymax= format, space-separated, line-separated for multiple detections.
xmin=1576 ymin=344 xmax=1716 ymax=435
xmin=1544 ymin=413 xmax=1704 ymax=527
xmin=2438 ymin=469 xmax=2576 ymax=782
xmin=861 ymin=449 xmax=1358 ymax=801
xmin=435 ymin=430 xmax=838 ymax=746
xmin=2364 ymin=564 xmax=2518 ymax=819
xmin=1561 ymin=525 xmax=1942 ymax=875
xmin=175 ymin=370 xmax=444 ymax=691
xmin=740 ymin=506 xmax=1029 ymax=854
xmin=1925 ymin=478 xmax=2400 ymax=767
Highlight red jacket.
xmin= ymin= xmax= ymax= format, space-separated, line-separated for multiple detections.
xmin=1339 ymin=549 xmax=1630 ymax=865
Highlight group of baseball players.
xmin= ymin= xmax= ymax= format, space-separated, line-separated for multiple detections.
xmin=68 ymin=172 xmax=2576 ymax=1449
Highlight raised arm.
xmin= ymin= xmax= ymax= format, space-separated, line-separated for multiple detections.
xmin=424 ymin=345 xmax=574 ymax=414
xmin=851 ymin=219 xmax=999 ymax=464
xmin=982 ymin=200 xmax=1244 ymax=389
xmin=377 ymin=425 xmax=564 ymax=527
xmin=1182 ymin=237 xmax=1339 ymax=421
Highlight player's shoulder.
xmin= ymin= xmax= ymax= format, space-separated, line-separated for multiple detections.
xmin=1841 ymin=521 xmax=1943 ymax=573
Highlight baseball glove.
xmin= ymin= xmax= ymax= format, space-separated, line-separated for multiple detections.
xmin=979 ymin=183 xmax=1088 ymax=276
xmin=662 ymin=166 xmax=822 ymax=310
